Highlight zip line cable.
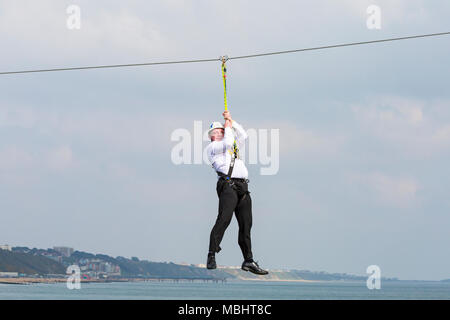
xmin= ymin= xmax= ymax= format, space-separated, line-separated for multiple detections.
xmin=0 ymin=57 xmax=219 ymax=75
xmin=0 ymin=31 xmax=449 ymax=76
xmin=227 ymin=31 xmax=450 ymax=61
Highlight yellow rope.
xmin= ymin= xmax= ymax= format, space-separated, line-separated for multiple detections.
xmin=220 ymin=57 xmax=239 ymax=158
xmin=221 ymin=61 xmax=228 ymax=111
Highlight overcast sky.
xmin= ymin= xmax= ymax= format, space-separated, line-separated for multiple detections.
xmin=1 ymin=0 xmax=449 ymax=280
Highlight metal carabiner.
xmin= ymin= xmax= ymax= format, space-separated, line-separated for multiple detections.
xmin=219 ymin=55 xmax=229 ymax=63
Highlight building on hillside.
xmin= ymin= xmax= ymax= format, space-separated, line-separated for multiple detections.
xmin=0 ymin=244 xmax=12 ymax=251
xmin=77 ymin=259 xmax=121 ymax=277
xmin=53 ymin=246 xmax=74 ymax=257
xmin=0 ymin=272 xmax=18 ymax=277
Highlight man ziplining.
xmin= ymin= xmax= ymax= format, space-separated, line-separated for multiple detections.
xmin=205 ymin=110 xmax=268 ymax=275
xmin=204 ymin=57 xmax=268 ymax=275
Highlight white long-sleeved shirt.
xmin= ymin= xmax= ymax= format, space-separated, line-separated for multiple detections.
xmin=206 ymin=120 xmax=248 ymax=179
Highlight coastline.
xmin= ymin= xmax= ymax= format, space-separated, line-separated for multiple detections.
xmin=1 ymin=278 xmax=94 ymax=285
xmin=0 ymin=277 xmax=224 ymax=285
xmin=0 ymin=278 xmax=133 ymax=285
xmin=0 ymin=277 xmax=321 ymax=285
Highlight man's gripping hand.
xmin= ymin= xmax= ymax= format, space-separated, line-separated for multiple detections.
xmin=223 ymin=110 xmax=233 ymax=128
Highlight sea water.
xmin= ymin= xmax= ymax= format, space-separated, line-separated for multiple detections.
xmin=0 ymin=280 xmax=449 ymax=300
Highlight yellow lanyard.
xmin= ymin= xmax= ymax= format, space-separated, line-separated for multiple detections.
xmin=221 ymin=56 xmax=239 ymax=158
xmin=221 ymin=57 xmax=228 ymax=112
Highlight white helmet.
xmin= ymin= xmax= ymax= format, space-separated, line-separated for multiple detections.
xmin=208 ymin=121 xmax=224 ymax=137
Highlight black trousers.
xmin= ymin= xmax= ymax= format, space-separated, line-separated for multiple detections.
xmin=209 ymin=178 xmax=253 ymax=261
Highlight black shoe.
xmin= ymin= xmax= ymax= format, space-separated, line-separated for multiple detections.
xmin=241 ymin=260 xmax=269 ymax=275
xmin=207 ymin=254 xmax=216 ymax=269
